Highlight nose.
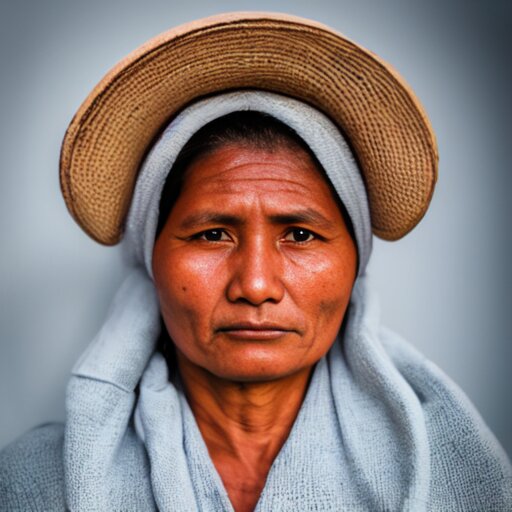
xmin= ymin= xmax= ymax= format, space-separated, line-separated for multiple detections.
xmin=226 ymin=235 xmax=285 ymax=305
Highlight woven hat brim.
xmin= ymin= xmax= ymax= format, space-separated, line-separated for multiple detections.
xmin=60 ymin=11 xmax=438 ymax=245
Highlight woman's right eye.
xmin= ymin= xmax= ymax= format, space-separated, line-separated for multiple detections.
xmin=196 ymin=229 xmax=229 ymax=241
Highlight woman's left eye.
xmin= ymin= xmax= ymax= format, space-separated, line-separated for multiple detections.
xmin=283 ymin=228 xmax=315 ymax=243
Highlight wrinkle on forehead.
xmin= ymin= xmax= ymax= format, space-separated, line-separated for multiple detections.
xmin=167 ymin=146 xmax=349 ymax=238
xmin=181 ymin=148 xmax=330 ymax=196
xmin=193 ymin=178 xmax=316 ymax=196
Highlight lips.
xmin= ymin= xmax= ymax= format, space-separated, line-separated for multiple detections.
xmin=216 ymin=322 xmax=297 ymax=341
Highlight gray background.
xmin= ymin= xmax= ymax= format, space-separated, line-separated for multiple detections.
xmin=1 ymin=0 xmax=511 ymax=457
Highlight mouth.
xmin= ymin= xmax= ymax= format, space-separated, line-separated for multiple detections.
xmin=216 ymin=322 xmax=297 ymax=341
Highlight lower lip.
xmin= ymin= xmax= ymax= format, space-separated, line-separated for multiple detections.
xmin=220 ymin=329 xmax=291 ymax=341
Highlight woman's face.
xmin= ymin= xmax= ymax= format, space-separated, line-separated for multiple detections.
xmin=152 ymin=144 xmax=357 ymax=382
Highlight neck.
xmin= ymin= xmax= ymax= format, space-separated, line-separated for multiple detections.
xmin=176 ymin=350 xmax=313 ymax=458
xmin=174 ymin=351 xmax=314 ymax=512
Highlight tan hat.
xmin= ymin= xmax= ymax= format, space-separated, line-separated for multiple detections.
xmin=60 ymin=11 xmax=438 ymax=246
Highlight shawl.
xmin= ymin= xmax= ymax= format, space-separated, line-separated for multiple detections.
xmin=1 ymin=91 xmax=511 ymax=511
xmin=58 ymin=268 xmax=511 ymax=511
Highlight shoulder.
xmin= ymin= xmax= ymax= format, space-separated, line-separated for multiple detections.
xmin=0 ymin=422 xmax=66 ymax=511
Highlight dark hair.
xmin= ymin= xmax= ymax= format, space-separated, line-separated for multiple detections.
xmin=155 ymin=110 xmax=356 ymax=244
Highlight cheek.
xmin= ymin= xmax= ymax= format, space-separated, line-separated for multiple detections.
xmin=285 ymin=245 xmax=356 ymax=344
xmin=286 ymin=246 xmax=356 ymax=306
xmin=152 ymin=245 xmax=227 ymax=337
xmin=303 ymin=283 xmax=353 ymax=360
xmin=153 ymin=258 xmax=208 ymax=361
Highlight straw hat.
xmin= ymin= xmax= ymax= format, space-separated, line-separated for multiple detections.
xmin=60 ymin=11 xmax=438 ymax=245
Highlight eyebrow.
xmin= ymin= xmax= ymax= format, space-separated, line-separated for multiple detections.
xmin=178 ymin=208 xmax=336 ymax=231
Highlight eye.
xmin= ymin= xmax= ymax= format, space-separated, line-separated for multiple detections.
xmin=196 ymin=229 xmax=230 ymax=242
xmin=283 ymin=228 xmax=315 ymax=243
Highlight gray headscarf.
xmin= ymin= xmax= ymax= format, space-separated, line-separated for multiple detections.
xmin=123 ymin=90 xmax=372 ymax=278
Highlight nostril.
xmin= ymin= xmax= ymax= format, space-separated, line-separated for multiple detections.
xmin=226 ymin=276 xmax=285 ymax=305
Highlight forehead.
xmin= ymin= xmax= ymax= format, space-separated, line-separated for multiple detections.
xmin=180 ymin=144 xmax=335 ymax=198
xmin=160 ymin=144 xmax=351 ymax=236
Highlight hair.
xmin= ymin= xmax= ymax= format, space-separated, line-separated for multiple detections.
xmin=155 ymin=110 xmax=355 ymax=243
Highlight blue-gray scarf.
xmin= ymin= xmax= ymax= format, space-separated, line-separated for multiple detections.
xmin=65 ymin=268 xmax=512 ymax=511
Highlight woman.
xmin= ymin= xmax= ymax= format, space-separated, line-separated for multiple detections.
xmin=1 ymin=12 xmax=511 ymax=511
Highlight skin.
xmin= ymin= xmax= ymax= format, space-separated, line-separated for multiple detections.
xmin=152 ymin=143 xmax=357 ymax=512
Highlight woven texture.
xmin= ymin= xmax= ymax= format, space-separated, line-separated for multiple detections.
xmin=60 ymin=12 xmax=438 ymax=245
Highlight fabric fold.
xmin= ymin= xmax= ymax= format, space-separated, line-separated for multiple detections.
xmin=134 ymin=353 xmax=199 ymax=511
xmin=329 ymin=277 xmax=430 ymax=511
xmin=64 ymin=268 xmax=160 ymax=510
xmin=70 ymin=267 xmax=160 ymax=391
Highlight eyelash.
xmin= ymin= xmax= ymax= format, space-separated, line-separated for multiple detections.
xmin=192 ymin=229 xmax=230 ymax=242
xmin=191 ymin=228 xmax=317 ymax=244
xmin=283 ymin=228 xmax=316 ymax=243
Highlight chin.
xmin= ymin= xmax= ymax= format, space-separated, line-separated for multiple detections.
xmin=214 ymin=370 xmax=295 ymax=383
xmin=177 ymin=340 xmax=323 ymax=384
xmin=207 ymin=354 xmax=312 ymax=384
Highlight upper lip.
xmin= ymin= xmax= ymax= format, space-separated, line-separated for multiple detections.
xmin=216 ymin=322 xmax=295 ymax=332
